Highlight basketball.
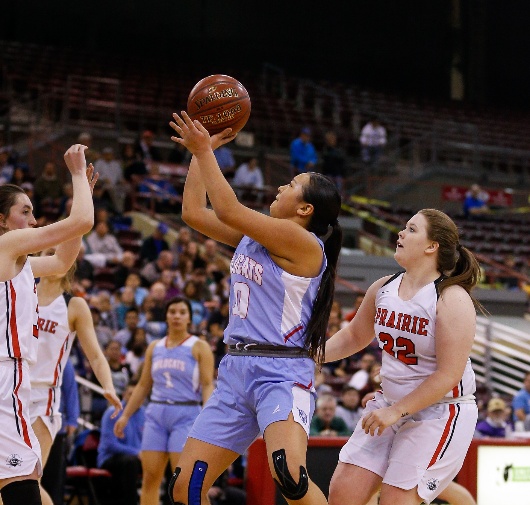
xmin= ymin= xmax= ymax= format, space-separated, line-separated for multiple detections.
xmin=187 ymin=74 xmax=251 ymax=135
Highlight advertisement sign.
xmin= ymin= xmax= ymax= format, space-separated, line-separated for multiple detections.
xmin=477 ymin=445 xmax=530 ymax=504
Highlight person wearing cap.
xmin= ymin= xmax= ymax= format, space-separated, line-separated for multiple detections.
xmin=134 ymin=130 xmax=163 ymax=162
xmin=475 ymin=398 xmax=511 ymax=438
xmin=290 ymin=126 xmax=318 ymax=175
xmin=139 ymin=222 xmax=170 ymax=264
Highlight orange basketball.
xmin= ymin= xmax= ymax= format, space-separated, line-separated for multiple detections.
xmin=187 ymin=74 xmax=251 ymax=135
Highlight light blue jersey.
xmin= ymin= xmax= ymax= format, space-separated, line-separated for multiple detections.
xmin=224 ymin=235 xmax=326 ymax=348
xmin=150 ymin=336 xmax=201 ymax=404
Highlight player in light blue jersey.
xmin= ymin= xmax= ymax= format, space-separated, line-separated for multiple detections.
xmin=113 ymin=297 xmax=214 ymax=505
xmin=168 ymin=112 xmax=342 ymax=505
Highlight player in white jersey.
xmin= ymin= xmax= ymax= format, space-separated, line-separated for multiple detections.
xmin=114 ymin=297 xmax=214 ymax=505
xmin=0 ymin=145 xmax=96 ymax=505
xmin=167 ymin=112 xmax=342 ymax=505
xmin=31 ymin=254 xmax=122 ymax=505
xmin=325 ymin=209 xmax=483 ymax=505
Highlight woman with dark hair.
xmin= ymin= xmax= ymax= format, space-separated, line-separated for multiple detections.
xmin=325 ymin=209 xmax=482 ymax=505
xmin=113 ymin=297 xmax=214 ymax=505
xmin=0 ymin=145 xmax=97 ymax=505
xmin=167 ymin=112 xmax=343 ymax=505
xmin=31 ymin=249 xmax=122 ymax=505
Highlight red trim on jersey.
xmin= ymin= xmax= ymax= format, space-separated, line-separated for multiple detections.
xmin=46 ymin=387 xmax=53 ymax=416
xmin=52 ymin=337 xmax=68 ymax=387
xmin=294 ymin=380 xmax=313 ymax=390
xmin=9 ymin=282 xmax=21 ymax=357
xmin=13 ymin=359 xmax=32 ymax=448
xmin=427 ymin=403 xmax=456 ymax=468
xmin=165 ymin=334 xmax=192 ymax=348
xmin=452 ymin=385 xmax=459 ymax=398
xmin=284 ymin=325 xmax=303 ymax=343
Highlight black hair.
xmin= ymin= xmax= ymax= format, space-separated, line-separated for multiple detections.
xmin=164 ymin=296 xmax=193 ymax=321
xmin=302 ymin=173 xmax=342 ymax=365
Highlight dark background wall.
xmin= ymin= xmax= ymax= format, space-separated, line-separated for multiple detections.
xmin=2 ymin=0 xmax=529 ymax=109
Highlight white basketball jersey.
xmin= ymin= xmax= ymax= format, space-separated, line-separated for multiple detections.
xmin=31 ymin=293 xmax=76 ymax=388
xmin=375 ymin=272 xmax=476 ymax=404
xmin=0 ymin=260 xmax=39 ymax=364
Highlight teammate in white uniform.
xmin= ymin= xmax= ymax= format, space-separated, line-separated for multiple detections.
xmin=167 ymin=112 xmax=342 ymax=505
xmin=325 ymin=209 xmax=482 ymax=505
xmin=32 ymin=255 xmax=122 ymax=505
xmin=0 ymin=145 xmax=96 ymax=505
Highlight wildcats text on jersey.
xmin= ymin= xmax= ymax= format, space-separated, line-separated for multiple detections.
xmin=375 ymin=307 xmax=430 ymax=336
xmin=230 ymin=253 xmax=263 ymax=285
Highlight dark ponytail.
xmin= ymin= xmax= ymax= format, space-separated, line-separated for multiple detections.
xmin=302 ymin=173 xmax=342 ymax=365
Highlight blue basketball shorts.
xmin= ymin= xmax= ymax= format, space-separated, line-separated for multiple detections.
xmin=188 ymin=354 xmax=317 ymax=455
xmin=141 ymin=402 xmax=201 ymax=453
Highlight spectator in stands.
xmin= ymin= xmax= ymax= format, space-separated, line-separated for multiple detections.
xmin=497 ymin=255 xmax=521 ymax=290
xmin=512 ymin=371 xmax=530 ymax=431
xmin=104 ymin=340 xmax=132 ymax=398
xmin=148 ymin=281 xmax=169 ymax=322
xmin=134 ymin=129 xmax=163 ymax=162
xmin=92 ymin=179 xmax=118 ymax=215
xmin=78 ymin=132 xmax=100 ymax=164
xmin=74 ymin=244 xmax=94 ymax=292
xmin=115 ymin=307 xmax=141 ymax=348
xmin=89 ymin=306 xmax=115 ymax=349
xmin=94 ymin=147 xmax=126 ymax=212
xmin=139 ymin=222 xmax=170 ymax=264
xmin=168 ymin=141 xmax=189 ymax=165
xmin=95 ymin=290 xmax=120 ymax=332
xmin=112 ymin=250 xmax=138 ymax=289
xmin=200 ymin=239 xmax=230 ymax=276
xmin=98 ymin=380 xmax=144 ymax=505
xmin=321 ymin=131 xmax=346 ymax=193
xmin=290 ymin=126 xmax=318 ymax=174
xmin=0 ymin=146 xmax=15 ymax=184
xmin=213 ymin=145 xmax=236 ymax=179
xmin=174 ymin=255 xmax=194 ymax=292
xmin=122 ymin=143 xmax=148 ymax=185
xmin=335 ymin=385 xmax=363 ymax=433
xmin=310 ymin=393 xmax=351 ymax=436
xmin=33 ymin=160 xmax=64 ymax=214
xmin=124 ymin=272 xmax=149 ymax=307
xmin=159 ymin=269 xmax=181 ymax=299
xmin=137 ymin=164 xmax=181 ymax=213
xmin=348 ymin=352 xmax=377 ymax=392
xmin=475 ymin=398 xmax=512 ymax=438
xmin=114 ymin=286 xmax=137 ymax=329
xmin=232 ymin=156 xmax=264 ymax=201
xmin=11 ymin=166 xmax=29 ymax=187
xmin=86 ymin=220 xmax=124 ymax=266
xmin=463 ymin=184 xmax=489 ymax=218
xmin=124 ymin=328 xmax=148 ymax=377
xmin=360 ymin=118 xmax=387 ymax=165
xmin=171 ymin=225 xmax=193 ymax=259
xmin=140 ymin=249 xmax=174 ymax=285
xmin=182 ymin=280 xmax=208 ymax=334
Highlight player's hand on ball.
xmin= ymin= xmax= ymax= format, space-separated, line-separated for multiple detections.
xmin=211 ymin=128 xmax=237 ymax=150
xmin=362 ymin=406 xmax=401 ymax=436
xmin=170 ymin=111 xmax=211 ymax=156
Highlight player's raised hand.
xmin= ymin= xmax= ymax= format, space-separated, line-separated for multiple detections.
xmin=170 ymin=111 xmax=212 ymax=156
xmin=64 ymin=144 xmax=88 ymax=176
xmin=86 ymin=163 xmax=99 ymax=195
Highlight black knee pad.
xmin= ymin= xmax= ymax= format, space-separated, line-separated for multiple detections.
xmin=168 ymin=466 xmax=183 ymax=505
xmin=272 ymin=448 xmax=309 ymax=500
xmin=1 ymin=479 xmax=41 ymax=505
xmin=168 ymin=461 xmax=209 ymax=505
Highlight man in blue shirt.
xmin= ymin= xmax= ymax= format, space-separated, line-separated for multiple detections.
xmin=290 ymin=127 xmax=318 ymax=175
xmin=463 ymin=184 xmax=489 ymax=218
xmin=97 ymin=380 xmax=144 ymax=505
